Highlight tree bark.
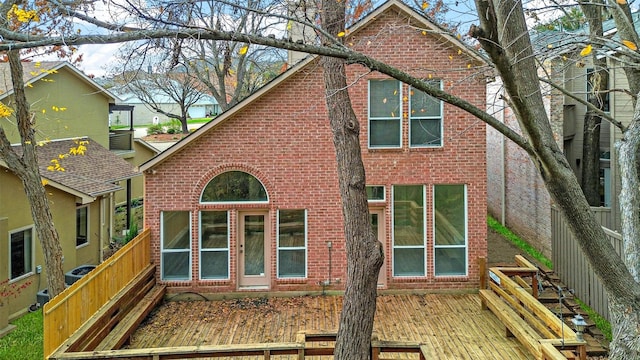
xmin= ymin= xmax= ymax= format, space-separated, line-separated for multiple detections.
xmin=0 ymin=51 xmax=65 ymax=297
xmin=320 ymin=1 xmax=383 ymax=359
xmin=579 ymin=1 xmax=606 ymax=206
xmin=581 ymin=110 xmax=602 ymax=205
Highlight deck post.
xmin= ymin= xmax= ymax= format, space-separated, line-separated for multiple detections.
xmin=479 ymin=256 xmax=487 ymax=289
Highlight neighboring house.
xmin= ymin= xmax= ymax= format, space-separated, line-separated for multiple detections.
xmin=487 ymin=15 xmax=636 ymax=256
xmin=0 ymin=62 xmax=154 ymax=320
xmin=141 ymin=0 xmax=488 ymax=294
xmin=112 ymin=91 xmax=219 ymax=126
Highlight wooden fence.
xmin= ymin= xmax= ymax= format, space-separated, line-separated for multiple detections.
xmin=44 ymin=229 xmax=152 ymax=358
xmin=551 ymin=207 xmax=623 ymax=321
xmin=49 ymin=331 xmax=432 ymax=360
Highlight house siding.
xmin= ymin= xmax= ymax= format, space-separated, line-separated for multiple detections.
xmin=0 ymin=170 xmax=104 ymax=318
xmin=144 ymin=6 xmax=486 ymax=294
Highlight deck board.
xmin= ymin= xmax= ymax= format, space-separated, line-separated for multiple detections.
xmin=126 ymin=293 xmax=534 ymax=359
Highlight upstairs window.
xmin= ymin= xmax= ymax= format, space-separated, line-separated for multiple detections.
xmin=410 ymin=80 xmax=443 ymax=147
xmin=369 ymin=80 xmax=401 ymax=148
xmin=201 ymin=171 xmax=268 ymax=203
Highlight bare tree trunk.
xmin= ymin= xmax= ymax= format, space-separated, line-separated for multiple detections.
xmin=581 ymin=111 xmax=602 ymax=205
xmin=0 ymin=51 xmax=65 ymax=297
xmin=579 ymin=1 xmax=606 ymax=206
xmin=321 ymin=1 xmax=383 ymax=359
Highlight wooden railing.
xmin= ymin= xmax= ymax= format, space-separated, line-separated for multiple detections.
xmin=480 ymin=256 xmax=586 ymax=360
xmin=49 ymin=331 xmax=431 ymax=360
xmin=44 ymin=229 xmax=152 ymax=359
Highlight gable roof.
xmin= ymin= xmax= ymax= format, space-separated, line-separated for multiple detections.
xmin=6 ymin=138 xmax=138 ymax=204
xmin=0 ymin=61 xmax=119 ymax=102
xmin=140 ymin=0 xmax=485 ymax=172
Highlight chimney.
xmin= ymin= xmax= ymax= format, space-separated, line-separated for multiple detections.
xmin=287 ymin=0 xmax=317 ymax=65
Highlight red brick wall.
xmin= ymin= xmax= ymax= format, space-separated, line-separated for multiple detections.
xmin=144 ymin=8 xmax=487 ymax=294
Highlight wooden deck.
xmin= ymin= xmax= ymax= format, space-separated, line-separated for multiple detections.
xmin=125 ymin=293 xmax=534 ymax=359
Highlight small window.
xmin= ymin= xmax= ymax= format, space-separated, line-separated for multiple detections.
xmin=410 ymin=80 xmax=443 ymax=147
xmin=366 ymin=186 xmax=385 ymax=202
xmin=161 ymin=211 xmax=191 ymax=280
xmin=433 ymin=185 xmax=467 ymax=276
xmin=10 ymin=226 xmax=34 ymax=280
xmin=200 ymin=211 xmax=229 ymax=279
xmin=76 ymin=206 xmax=89 ymax=247
xmin=392 ymin=185 xmax=425 ymax=276
xmin=277 ymin=209 xmax=307 ymax=278
xmin=369 ymin=80 xmax=402 ymax=148
xmin=586 ymin=68 xmax=610 ymax=112
xmin=201 ymin=171 xmax=268 ymax=203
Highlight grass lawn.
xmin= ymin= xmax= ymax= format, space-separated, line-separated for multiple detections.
xmin=0 ymin=309 xmax=42 ymax=360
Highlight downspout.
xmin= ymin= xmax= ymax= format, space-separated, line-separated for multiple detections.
xmin=501 ymin=130 xmax=506 ymax=225
xmin=100 ymin=196 xmax=105 ymax=262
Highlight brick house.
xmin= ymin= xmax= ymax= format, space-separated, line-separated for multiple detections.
xmin=140 ymin=0 xmax=487 ymax=294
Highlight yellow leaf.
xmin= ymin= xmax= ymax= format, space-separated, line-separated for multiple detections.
xmin=457 ymin=49 xmax=462 ymax=55
xmin=422 ymin=2 xmax=428 ymax=9
xmin=622 ymin=40 xmax=637 ymax=51
xmin=421 ymin=31 xmax=427 ymax=36
xmin=27 ymin=83 xmax=33 ymax=88
xmin=580 ymin=44 xmax=592 ymax=57
xmin=337 ymin=31 xmax=346 ymax=37
xmin=547 ymin=44 xmax=553 ymax=49
xmin=393 ymin=90 xmax=398 ymax=95
xmin=41 ymin=179 xmax=48 ymax=186
xmin=46 ymin=165 xmax=55 ymax=171
xmin=238 ymin=46 xmax=248 ymax=55
xmin=467 ymin=63 xmax=472 ymax=69
xmin=403 ymin=96 xmax=408 ymax=101
xmin=428 ymin=74 xmax=433 ymax=79
xmin=617 ymin=0 xmax=627 ymax=4
xmin=448 ymin=55 xmax=453 ymax=60
xmin=41 ymin=109 xmax=45 ymax=114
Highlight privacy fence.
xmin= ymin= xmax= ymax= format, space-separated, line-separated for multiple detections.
xmin=43 ymin=229 xmax=152 ymax=358
xmin=551 ymin=207 xmax=622 ymax=321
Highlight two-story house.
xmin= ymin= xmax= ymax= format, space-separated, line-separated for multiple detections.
xmin=140 ymin=0 xmax=488 ymax=294
xmin=0 ymin=61 xmax=156 ymax=323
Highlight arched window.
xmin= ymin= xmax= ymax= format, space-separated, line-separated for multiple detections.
xmin=201 ymin=171 xmax=268 ymax=203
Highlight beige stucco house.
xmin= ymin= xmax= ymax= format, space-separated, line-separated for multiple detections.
xmin=0 ymin=62 xmax=156 ymax=321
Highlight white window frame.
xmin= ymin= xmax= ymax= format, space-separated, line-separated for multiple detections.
xmin=409 ymin=80 xmax=444 ymax=148
xmin=200 ymin=171 xmax=269 ymax=205
xmin=9 ymin=225 xmax=35 ymax=282
xmin=366 ymin=185 xmax=386 ymax=203
xmin=391 ymin=185 xmax=427 ymax=277
xmin=368 ymin=79 xmax=402 ymax=149
xmin=76 ymin=205 xmax=90 ymax=249
xmin=432 ymin=184 xmax=468 ymax=277
xmin=198 ymin=210 xmax=230 ymax=280
xmin=160 ymin=211 xmax=192 ymax=281
xmin=276 ymin=209 xmax=307 ymax=279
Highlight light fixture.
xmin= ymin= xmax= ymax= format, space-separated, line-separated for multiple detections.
xmin=571 ymin=314 xmax=587 ymax=341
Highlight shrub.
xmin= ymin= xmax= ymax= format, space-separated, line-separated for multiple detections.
xmin=147 ymin=123 xmax=164 ymax=135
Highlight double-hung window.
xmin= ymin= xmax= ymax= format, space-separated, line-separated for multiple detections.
xmin=369 ymin=80 xmax=402 ymax=148
xmin=10 ymin=226 xmax=34 ymax=280
xmin=277 ymin=209 xmax=307 ymax=278
xmin=161 ymin=211 xmax=191 ymax=280
xmin=392 ymin=185 xmax=425 ymax=276
xmin=433 ymin=185 xmax=467 ymax=276
xmin=199 ymin=211 xmax=229 ymax=279
xmin=410 ymin=80 xmax=443 ymax=147
xmin=76 ymin=205 xmax=89 ymax=247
